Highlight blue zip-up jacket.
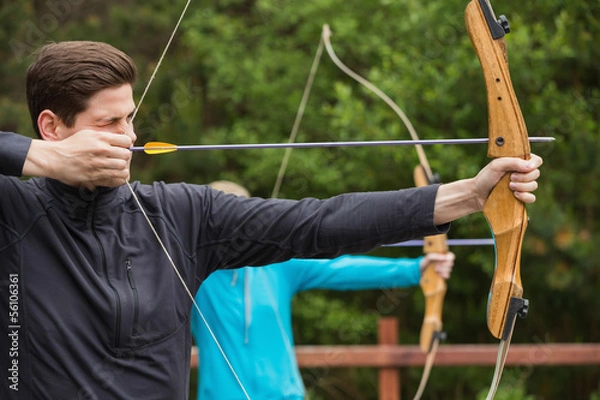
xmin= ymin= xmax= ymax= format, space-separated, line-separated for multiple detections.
xmin=0 ymin=131 xmax=447 ymax=399
xmin=191 ymin=255 xmax=422 ymax=399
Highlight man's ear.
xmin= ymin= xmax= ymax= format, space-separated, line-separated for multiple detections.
xmin=37 ymin=110 xmax=62 ymax=141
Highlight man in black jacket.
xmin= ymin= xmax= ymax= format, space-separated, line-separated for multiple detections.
xmin=0 ymin=41 xmax=542 ymax=399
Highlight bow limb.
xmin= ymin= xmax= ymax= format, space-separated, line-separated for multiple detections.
xmin=465 ymin=0 xmax=530 ymax=397
xmin=412 ymin=164 xmax=448 ymax=400
xmin=321 ymin=25 xmax=434 ymax=181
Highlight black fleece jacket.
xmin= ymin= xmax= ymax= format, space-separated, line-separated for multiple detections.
xmin=0 ymin=131 xmax=447 ymax=399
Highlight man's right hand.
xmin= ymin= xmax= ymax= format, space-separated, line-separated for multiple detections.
xmin=23 ymin=130 xmax=133 ymax=189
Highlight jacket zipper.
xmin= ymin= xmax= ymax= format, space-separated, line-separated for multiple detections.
xmin=125 ymin=258 xmax=140 ymax=337
xmin=90 ymin=200 xmax=122 ymax=348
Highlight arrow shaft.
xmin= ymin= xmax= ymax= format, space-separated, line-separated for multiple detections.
xmin=130 ymin=137 xmax=553 ymax=152
xmin=384 ymin=238 xmax=495 ymax=247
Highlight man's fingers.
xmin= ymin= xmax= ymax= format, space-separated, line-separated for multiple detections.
xmin=509 ymin=166 xmax=539 ymax=204
xmin=513 ymin=191 xmax=537 ymax=204
xmin=93 ymin=157 xmax=130 ymax=171
xmin=473 ymin=153 xmax=543 ymax=210
xmin=104 ymin=146 xmax=132 ymax=161
xmin=510 ymin=168 xmax=540 ymax=183
xmin=102 ymin=131 xmax=134 ymax=149
xmin=490 ymin=153 xmax=543 ymax=176
xmin=74 ymin=130 xmax=133 ymax=155
xmin=526 ymin=154 xmax=543 ymax=170
xmin=54 ymin=130 xmax=134 ymax=188
xmin=509 ymin=179 xmax=538 ymax=193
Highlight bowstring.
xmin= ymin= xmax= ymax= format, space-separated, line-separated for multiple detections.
xmin=265 ymin=36 xmax=328 ymax=368
xmin=413 ymin=337 xmax=440 ymax=400
xmin=271 ymin=37 xmax=325 ymax=199
xmin=126 ymin=0 xmax=250 ymax=398
xmin=130 ymin=0 xmax=193 ymax=122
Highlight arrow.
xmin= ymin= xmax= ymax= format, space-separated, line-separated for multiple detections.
xmin=131 ymin=137 xmax=554 ymax=154
xmin=384 ymin=238 xmax=495 ymax=247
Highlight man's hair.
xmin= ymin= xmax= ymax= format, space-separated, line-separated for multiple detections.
xmin=26 ymin=41 xmax=137 ymax=138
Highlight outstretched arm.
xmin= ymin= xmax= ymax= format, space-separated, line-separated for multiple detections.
xmin=281 ymin=254 xmax=448 ymax=292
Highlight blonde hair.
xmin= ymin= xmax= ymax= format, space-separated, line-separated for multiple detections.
xmin=209 ymin=180 xmax=250 ymax=198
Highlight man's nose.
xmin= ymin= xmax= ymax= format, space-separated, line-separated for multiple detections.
xmin=128 ymin=128 xmax=138 ymax=143
xmin=116 ymin=121 xmax=136 ymax=141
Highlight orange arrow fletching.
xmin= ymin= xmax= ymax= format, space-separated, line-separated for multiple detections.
xmin=143 ymin=142 xmax=178 ymax=155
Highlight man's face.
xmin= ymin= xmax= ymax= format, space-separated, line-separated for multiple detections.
xmin=56 ymin=84 xmax=137 ymax=143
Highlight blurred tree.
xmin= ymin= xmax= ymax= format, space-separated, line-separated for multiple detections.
xmin=1 ymin=0 xmax=599 ymax=398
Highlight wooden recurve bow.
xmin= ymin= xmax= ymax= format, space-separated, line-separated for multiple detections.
xmin=412 ymin=165 xmax=449 ymax=400
xmin=465 ymin=1 xmax=531 ymax=398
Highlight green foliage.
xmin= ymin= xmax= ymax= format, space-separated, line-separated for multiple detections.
xmin=591 ymin=383 xmax=600 ymax=400
xmin=1 ymin=0 xmax=599 ymax=398
xmin=476 ymin=378 xmax=535 ymax=400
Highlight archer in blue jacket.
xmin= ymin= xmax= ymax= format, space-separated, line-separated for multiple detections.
xmin=191 ymin=181 xmax=455 ymax=400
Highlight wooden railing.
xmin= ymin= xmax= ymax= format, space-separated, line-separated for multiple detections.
xmin=190 ymin=317 xmax=600 ymax=399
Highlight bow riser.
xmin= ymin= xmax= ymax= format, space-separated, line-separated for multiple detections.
xmin=419 ymin=234 xmax=448 ymax=353
xmin=419 ymin=262 xmax=447 ymax=352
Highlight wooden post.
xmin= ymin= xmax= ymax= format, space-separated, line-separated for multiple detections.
xmin=378 ymin=317 xmax=400 ymax=400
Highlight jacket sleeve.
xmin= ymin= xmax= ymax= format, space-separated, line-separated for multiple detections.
xmin=190 ymin=185 xmax=449 ymax=276
xmin=159 ymin=183 xmax=450 ymax=275
xmin=0 ymin=131 xmax=32 ymax=177
xmin=281 ymin=255 xmax=422 ymax=292
xmin=139 ymin=177 xmax=450 ymax=281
